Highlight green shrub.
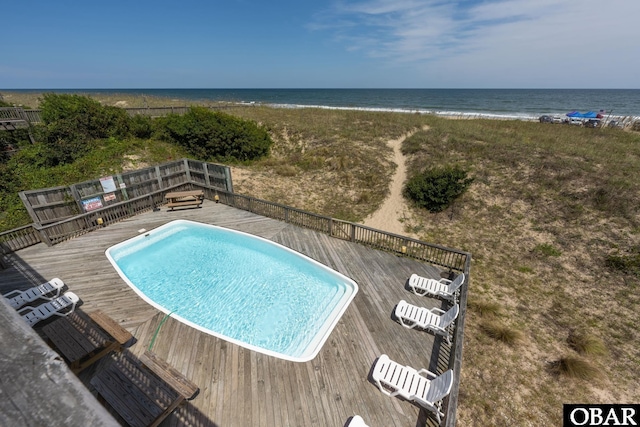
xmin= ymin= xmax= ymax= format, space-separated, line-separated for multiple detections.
xmin=129 ymin=115 xmax=154 ymax=139
xmin=403 ymin=164 xmax=473 ymax=212
xmin=155 ymin=107 xmax=273 ymax=162
xmin=39 ymin=93 xmax=131 ymax=165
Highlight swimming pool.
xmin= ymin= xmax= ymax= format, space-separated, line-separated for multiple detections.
xmin=105 ymin=220 xmax=358 ymax=362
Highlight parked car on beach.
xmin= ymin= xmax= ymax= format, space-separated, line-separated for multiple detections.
xmin=539 ymin=115 xmax=563 ymax=124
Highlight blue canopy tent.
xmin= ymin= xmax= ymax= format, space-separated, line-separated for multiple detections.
xmin=566 ymin=111 xmax=599 ymax=119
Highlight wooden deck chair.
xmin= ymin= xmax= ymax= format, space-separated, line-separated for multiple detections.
xmin=394 ymin=300 xmax=459 ymax=345
xmin=407 ymin=273 xmax=465 ymax=301
xmin=17 ymin=292 xmax=80 ymax=327
xmin=91 ymin=350 xmax=199 ymax=427
xmin=371 ymin=354 xmax=453 ymax=425
xmin=3 ymin=278 xmax=65 ymax=309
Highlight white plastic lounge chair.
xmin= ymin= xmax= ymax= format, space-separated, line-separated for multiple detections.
xmin=394 ymin=300 xmax=459 ymax=345
xmin=371 ymin=354 xmax=453 ymax=425
xmin=408 ymin=273 xmax=465 ymax=301
xmin=17 ymin=292 xmax=80 ymax=327
xmin=347 ymin=415 xmax=369 ymax=427
xmin=3 ymin=278 xmax=65 ymax=309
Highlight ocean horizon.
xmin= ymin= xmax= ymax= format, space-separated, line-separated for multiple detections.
xmin=3 ymin=88 xmax=639 ymax=119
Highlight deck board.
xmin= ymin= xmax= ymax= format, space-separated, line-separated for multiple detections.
xmin=1 ymin=200 xmax=452 ymax=427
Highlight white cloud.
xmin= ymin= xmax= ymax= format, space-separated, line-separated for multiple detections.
xmin=313 ymin=0 xmax=640 ymax=87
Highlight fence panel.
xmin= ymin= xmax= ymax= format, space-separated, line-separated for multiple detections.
xmin=37 ymin=186 xmax=186 ymax=245
xmin=158 ymin=160 xmax=189 ymax=188
xmin=121 ymin=169 xmax=162 ymax=199
xmin=18 ymin=159 xmax=231 ymax=226
xmin=0 ymin=225 xmax=41 ymax=253
xmin=19 ymin=187 xmax=79 ymax=225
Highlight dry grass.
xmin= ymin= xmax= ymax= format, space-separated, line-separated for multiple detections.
xmin=468 ymin=299 xmax=502 ymax=317
xmin=567 ymin=330 xmax=608 ymax=356
xmin=4 ymin=92 xmax=639 ymax=426
xmin=548 ymin=356 xmax=603 ymax=380
xmin=479 ymin=319 xmax=524 ymax=346
xmin=402 ymin=116 xmax=640 ymax=426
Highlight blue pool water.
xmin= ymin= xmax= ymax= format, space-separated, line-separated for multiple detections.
xmin=105 ymin=220 xmax=358 ymax=362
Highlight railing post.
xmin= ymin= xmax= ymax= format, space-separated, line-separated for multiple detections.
xmin=155 ymin=165 xmax=163 ymax=190
xmin=350 ymin=224 xmax=356 ymax=242
xmin=19 ymin=191 xmax=40 ymax=227
xmin=68 ymin=184 xmax=84 ymax=217
xmin=203 ymin=162 xmax=212 ymax=187
xmin=224 ymin=166 xmax=234 ymax=193
xmin=183 ymin=159 xmax=192 ymax=185
xmin=33 ymin=224 xmax=53 ymax=247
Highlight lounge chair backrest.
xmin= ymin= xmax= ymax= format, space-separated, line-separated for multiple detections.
xmin=440 ymin=304 xmax=460 ymax=328
xmin=51 ymin=292 xmax=80 ymax=310
xmin=447 ymin=273 xmax=465 ymax=293
xmin=424 ymin=369 xmax=454 ymax=403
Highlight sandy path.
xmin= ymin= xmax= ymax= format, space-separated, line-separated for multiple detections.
xmin=362 ymin=127 xmax=426 ymax=238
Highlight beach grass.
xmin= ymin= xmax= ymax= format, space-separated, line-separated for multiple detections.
xmin=567 ymin=330 xmax=608 ymax=356
xmin=2 ymin=91 xmax=639 ymax=426
xmin=548 ymin=356 xmax=603 ymax=380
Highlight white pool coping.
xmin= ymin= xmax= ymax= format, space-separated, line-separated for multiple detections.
xmin=105 ymin=219 xmax=359 ymax=362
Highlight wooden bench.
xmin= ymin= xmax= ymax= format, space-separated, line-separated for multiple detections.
xmin=42 ymin=309 xmax=133 ymax=373
xmin=164 ymin=190 xmax=204 ymax=211
xmin=91 ymin=350 xmax=199 ymax=427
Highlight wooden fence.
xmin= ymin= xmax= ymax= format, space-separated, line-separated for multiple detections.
xmin=19 ymin=159 xmax=232 ymax=226
xmin=5 ymin=182 xmax=470 ymax=272
xmin=1 ymin=171 xmax=471 ymax=427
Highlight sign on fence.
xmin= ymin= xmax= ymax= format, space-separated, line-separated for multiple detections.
xmin=100 ymin=176 xmax=117 ymax=193
xmin=82 ymin=197 xmax=103 ymax=212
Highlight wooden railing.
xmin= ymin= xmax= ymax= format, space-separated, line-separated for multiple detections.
xmin=2 ymin=181 xmax=470 ymax=272
xmin=0 ymin=107 xmax=31 ymax=122
xmin=207 ymin=189 xmax=469 ymax=272
xmin=0 ymin=224 xmax=41 ymax=255
xmin=1 ymin=178 xmax=470 ymax=427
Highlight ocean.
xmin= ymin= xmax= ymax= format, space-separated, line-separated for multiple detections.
xmin=4 ymin=88 xmax=640 ymax=119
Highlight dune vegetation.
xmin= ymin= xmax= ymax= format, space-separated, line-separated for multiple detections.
xmin=1 ymin=92 xmax=639 ymax=426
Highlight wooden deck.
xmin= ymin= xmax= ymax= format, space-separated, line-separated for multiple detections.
xmin=0 ymin=201 xmax=452 ymax=427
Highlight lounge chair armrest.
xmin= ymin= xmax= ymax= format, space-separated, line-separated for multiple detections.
xmin=439 ymin=278 xmax=452 ymax=285
xmin=430 ymin=307 xmax=446 ymax=315
xmin=417 ymin=368 xmax=437 ymax=379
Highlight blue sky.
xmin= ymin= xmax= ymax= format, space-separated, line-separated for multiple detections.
xmin=3 ymin=0 xmax=639 ymax=88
